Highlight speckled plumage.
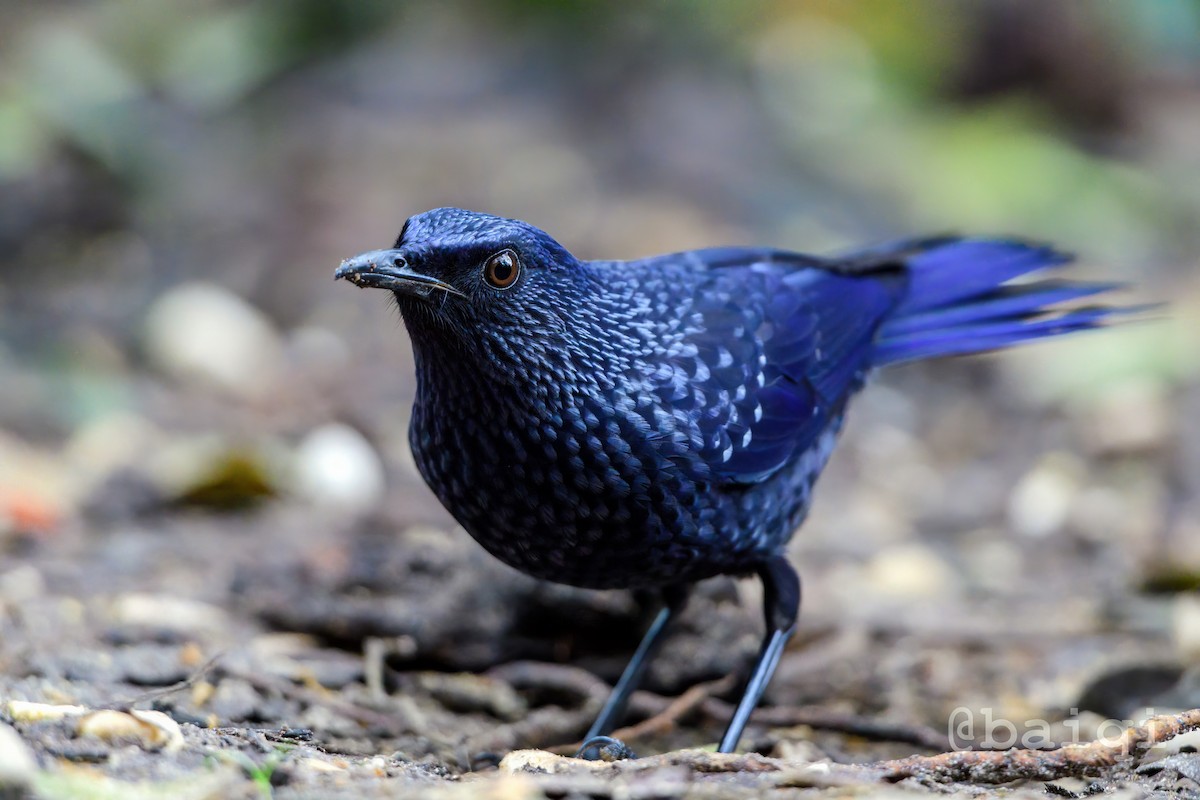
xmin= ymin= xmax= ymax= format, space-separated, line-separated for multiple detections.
xmin=339 ymin=208 xmax=1121 ymax=592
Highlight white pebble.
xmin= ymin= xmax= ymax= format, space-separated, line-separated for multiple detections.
xmin=0 ymin=723 xmax=35 ymax=788
xmin=143 ymin=282 xmax=282 ymax=394
xmin=862 ymin=543 xmax=959 ymax=599
xmin=6 ymin=701 xmax=87 ymax=722
xmin=1008 ymin=454 xmax=1082 ymax=538
xmin=1173 ymin=594 xmax=1200 ymax=661
xmin=113 ymin=593 xmax=228 ymax=633
xmin=294 ymin=424 xmax=385 ymax=510
xmin=76 ymin=709 xmax=183 ymax=752
xmin=501 ymin=749 xmax=605 ymax=774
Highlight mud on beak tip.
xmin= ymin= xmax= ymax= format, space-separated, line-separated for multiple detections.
xmin=335 ymin=253 xmax=380 ymax=283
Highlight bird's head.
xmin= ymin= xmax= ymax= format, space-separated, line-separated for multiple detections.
xmin=336 ymin=208 xmax=584 ymax=348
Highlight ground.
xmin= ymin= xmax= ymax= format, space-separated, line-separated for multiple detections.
xmin=2 ymin=336 xmax=1198 ymax=799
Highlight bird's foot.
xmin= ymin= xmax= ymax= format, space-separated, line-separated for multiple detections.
xmin=574 ymin=735 xmax=637 ymax=761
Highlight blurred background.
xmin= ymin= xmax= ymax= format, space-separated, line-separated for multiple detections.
xmin=1 ymin=0 xmax=1199 ymax=768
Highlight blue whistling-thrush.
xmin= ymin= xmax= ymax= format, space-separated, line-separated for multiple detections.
xmin=336 ymin=207 xmax=1126 ymax=755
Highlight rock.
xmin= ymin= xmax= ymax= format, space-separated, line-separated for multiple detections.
xmin=0 ymin=722 xmax=36 ymax=789
xmin=771 ymin=737 xmax=827 ymax=763
xmin=76 ymin=709 xmax=184 ymax=752
xmin=112 ymin=593 xmax=228 ymax=634
xmin=1173 ymin=594 xmax=1200 ymax=661
xmin=294 ymin=424 xmax=385 ymax=510
xmin=5 ymin=700 xmax=87 ymax=722
xmin=170 ymin=449 xmax=278 ymax=510
xmin=1007 ymin=453 xmax=1083 ymax=538
xmin=861 ymin=543 xmax=959 ymax=599
xmin=191 ymin=680 xmax=215 ymax=708
xmin=143 ymin=282 xmax=283 ymax=395
xmin=500 ymin=750 xmax=602 ymax=775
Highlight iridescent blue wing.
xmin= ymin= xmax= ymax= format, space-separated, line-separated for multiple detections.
xmin=643 ymin=236 xmax=1126 ymax=485
xmin=672 ymin=248 xmax=904 ymax=484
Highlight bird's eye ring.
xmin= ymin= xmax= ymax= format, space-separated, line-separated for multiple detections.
xmin=483 ymin=249 xmax=520 ymax=289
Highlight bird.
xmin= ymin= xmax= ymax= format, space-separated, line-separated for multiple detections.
xmin=336 ymin=207 xmax=1128 ymax=756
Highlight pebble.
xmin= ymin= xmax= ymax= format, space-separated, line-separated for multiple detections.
xmin=6 ymin=700 xmax=87 ymax=722
xmin=0 ymin=722 xmax=36 ymax=789
xmin=500 ymin=749 xmax=604 ymax=775
xmin=1007 ymin=453 xmax=1083 ymax=538
xmin=142 ymin=282 xmax=283 ymax=395
xmin=150 ymin=438 xmax=280 ymax=510
xmin=76 ymin=709 xmax=184 ymax=752
xmin=112 ymin=593 xmax=228 ymax=634
xmin=861 ymin=542 xmax=959 ymax=599
xmin=191 ymin=680 xmax=215 ymax=708
xmin=294 ymin=423 xmax=386 ymax=510
xmin=1173 ymin=594 xmax=1200 ymax=660
xmin=772 ymin=737 xmax=827 ymax=763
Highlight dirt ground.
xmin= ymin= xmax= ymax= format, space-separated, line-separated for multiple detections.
xmin=3 ymin=4 xmax=1200 ymax=798
xmin=2 ymin=345 xmax=1199 ymax=799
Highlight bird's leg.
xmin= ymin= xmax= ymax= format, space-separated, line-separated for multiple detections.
xmin=575 ymin=585 xmax=689 ymax=758
xmin=718 ymin=555 xmax=801 ymax=753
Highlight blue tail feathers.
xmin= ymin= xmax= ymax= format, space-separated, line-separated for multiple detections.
xmin=870 ymin=239 xmax=1126 ymax=366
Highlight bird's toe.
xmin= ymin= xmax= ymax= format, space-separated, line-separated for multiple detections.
xmin=574 ymin=735 xmax=637 ymax=761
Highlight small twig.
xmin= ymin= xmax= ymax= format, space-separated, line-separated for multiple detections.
xmin=750 ymin=706 xmax=951 ymax=751
xmin=114 ymin=649 xmax=226 ymax=707
xmin=477 ymin=662 xmax=610 ymax=752
xmin=363 ymin=635 xmax=416 ymax=701
xmin=548 ymin=667 xmax=945 ymax=753
xmin=225 ymin=667 xmax=402 ymax=732
xmin=608 ymin=674 xmax=738 ymax=742
xmin=623 ymin=748 xmax=783 ymax=774
xmin=626 ymin=690 xmax=949 ymax=750
xmin=876 ymin=708 xmax=1200 ymax=784
xmin=503 ymin=746 xmax=786 ymax=775
xmin=486 ymin=661 xmax=612 ymax=704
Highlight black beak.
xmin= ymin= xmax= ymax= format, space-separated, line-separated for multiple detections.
xmin=335 ymin=249 xmax=465 ymax=299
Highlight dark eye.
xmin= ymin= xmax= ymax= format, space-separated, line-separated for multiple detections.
xmin=483 ymin=249 xmax=520 ymax=289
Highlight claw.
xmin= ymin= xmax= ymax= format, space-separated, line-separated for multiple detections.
xmin=574 ymin=735 xmax=637 ymax=761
